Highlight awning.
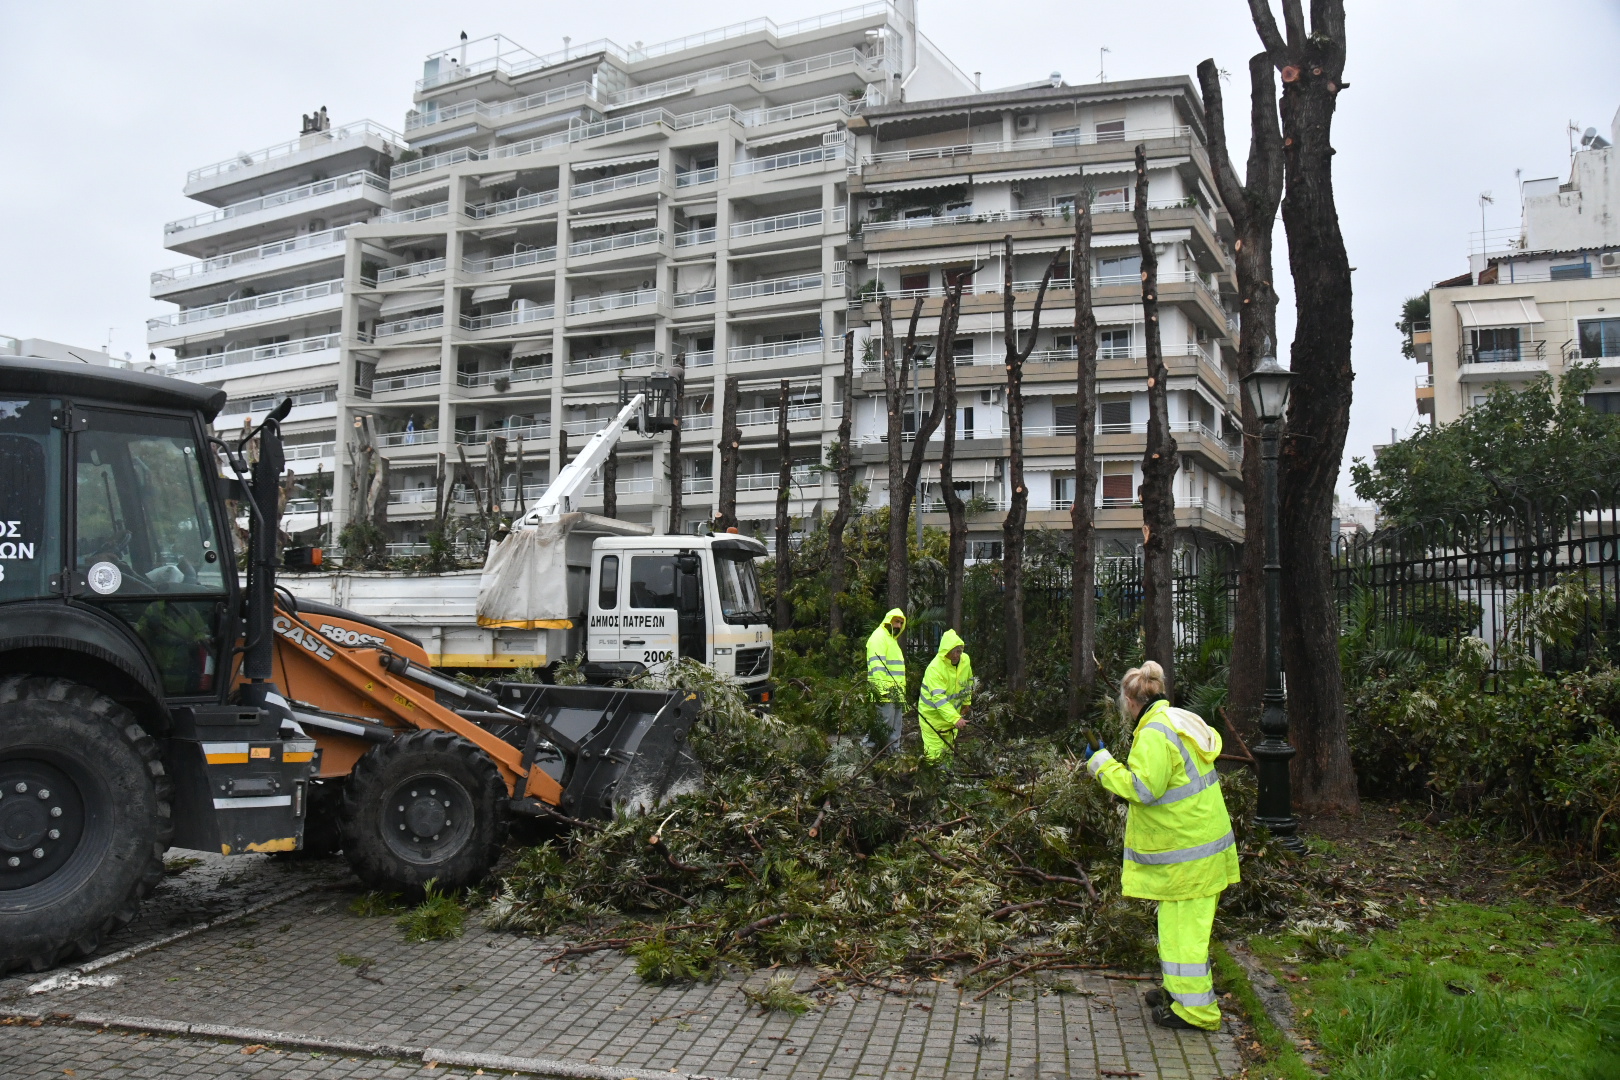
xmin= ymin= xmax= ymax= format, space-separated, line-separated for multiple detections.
xmin=863 ymin=176 xmax=970 ymax=195
xmin=570 ymin=151 xmax=659 ymax=171
xmin=374 ymin=347 xmax=442 ymax=374
xmin=378 ymin=291 xmax=444 ymax=318
xmin=470 ymin=284 xmax=511 ymax=304
xmin=1457 ymin=297 xmax=1545 ymax=327
xmin=569 ymin=207 xmax=658 ymax=226
xmin=749 ymin=123 xmax=837 ymax=149
xmin=216 ymin=369 xmax=336 ymax=397
xmin=972 ymin=165 xmax=1083 ymax=184
xmin=919 ymin=459 xmax=999 ymax=481
xmin=408 ymin=125 xmax=479 ymax=150
xmin=1085 ymin=156 xmax=1188 ymax=175
xmin=389 ymin=179 xmax=450 ymax=201
xmin=868 ymin=243 xmax=995 ymax=268
xmin=477 ymin=171 xmax=518 ymax=188
xmin=512 ymin=341 xmax=554 ymax=361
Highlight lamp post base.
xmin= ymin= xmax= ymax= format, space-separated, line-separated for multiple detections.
xmin=1254 ymin=814 xmax=1308 ymax=854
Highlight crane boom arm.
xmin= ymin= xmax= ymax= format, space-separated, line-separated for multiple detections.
xmin=518 ymin=393 xmax=644 ymax=525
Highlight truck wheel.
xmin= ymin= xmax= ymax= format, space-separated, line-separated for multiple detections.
xmin=0 ymin=677 xmax=171 ymax=973
xmin=338 ymin=730 xmax=507 ymax=895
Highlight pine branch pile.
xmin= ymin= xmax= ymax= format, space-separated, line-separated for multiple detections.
xmin=486 ymin=661 xmax=1359 ymax=991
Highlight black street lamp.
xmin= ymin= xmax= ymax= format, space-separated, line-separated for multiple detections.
xmin=1241 ymin=352 xmax=1307 ymax=854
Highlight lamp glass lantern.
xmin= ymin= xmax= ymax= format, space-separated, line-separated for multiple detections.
xmin=1242 ymin=356 xmax=1294 ymax=424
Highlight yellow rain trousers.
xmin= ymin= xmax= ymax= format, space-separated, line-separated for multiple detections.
xmin=917 ymin=629 xmax=972 ymax=762
xmin=1086 ymin=698 xmax=1238 ymax=1030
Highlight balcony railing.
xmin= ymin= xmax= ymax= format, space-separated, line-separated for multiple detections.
xmin=371 ymin=369 xmax=441 ymax=394
xmin=285 ymin=441 xmax=336 ymax=461
xmin=387 ymin=487 xmax=438 ymax=505
xmin=166 ymin=332 xmax=341 ymax=375
xmin=683 ymin=413 xmax=715 ymax=431
xmin=391 ymin=145 xmax=488 ymax=181
xmin=151 ymin=226 xmax=348 ymax=285
xmin=737 ymin=402 xmax=825 ymax=426
xmin=681 ymin=476 xmax=716 ymax=494
xmin=468 ymin=189 xmax=559 ymax=219
xmin=731 ymin=207 xmax=826 ymax=238
xmin=461 ymin=246 xmax=556 ymax=274
xmin=729 ymin=272 xmax=823 ymax=301
xmin=148 ymin=279 xmax=343 ymax=330
xmin=165 ymin=171 xmax=388 ymax=233
xmin=675 ymin=167 xmax=718 ymax=188
xmin=566 ymin=288 xmax=660 ymax=316
xmin=376 ymin=312 xmax=445 ymax=337
xmin=377 ymin=257 xmax=446 ymax=283
xmin=460 ymin=303 xmax=555 ymax=331
xmin=571 ymin=167 xmax=664 ymax=200
xmin=686 ymin=350 xmax=716 ymax=368
xmin=561 ymin=417 xmax=611 ymax=436
xmin=731 ymin=142 xmax=844 ymax=176
xmin=1416 ymin=373 xmax=1434 ymax=389
xmin=1460 ymin=340 xmax=1547 ymax=364
xmin=569 ymin=227 xmax=664 ymax=258
xmin=862 ymin=126 xmax=1194 ymax=166
xmin=565 ymin=350 xmax=660 ymax=377
xmin=675 ymin=227 xmax=717 ymax=248
xmin=674 ymin=289 xmax=716 ymax=308
xmin=381 ymin=201 xmax=450 ymax=224
xmin=737 ymin=468 xmax=818 ymax=491
xmin=187 ymin=120 xmax=403 ymax=184
xmin=729 ymin=338 xmax=823 ymax=363
xmin=458 ymin=422 xmax=551 ymax=444
xmin=375 ymin=428 xmax=439 ymax=448
xmin=457 ymin=364 xmax=552 ymax=389
xmin=583 ymin=476 xmax=657 ymax=496
xmin=405 ymin=84 xmax=597 ymax=131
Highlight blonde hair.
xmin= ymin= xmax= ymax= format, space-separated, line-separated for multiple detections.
xmin=1119 ymin=661 xmax=1167 ymax=716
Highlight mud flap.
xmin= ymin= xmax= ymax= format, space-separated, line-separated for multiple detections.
xmin=164 ymin=705 xmax=321 ymax=854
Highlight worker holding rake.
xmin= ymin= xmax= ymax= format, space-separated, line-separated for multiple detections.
xmin=1082 ymin=660 xmax=1239 ymax=1031
xmin=917 ymin=629 xmax=973 ymax=763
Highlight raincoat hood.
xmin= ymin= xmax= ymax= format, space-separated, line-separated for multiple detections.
xmin=1136 ymin=701 xmax=1223 ymax=765
xmin=936 ymin=629 xmax=965 ymax=661
xmin=883 ymin=608 xmax=907 ymax=635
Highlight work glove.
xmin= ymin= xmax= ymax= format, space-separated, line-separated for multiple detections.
xmin=1081 ymin=730 xmax=1106 ymax=761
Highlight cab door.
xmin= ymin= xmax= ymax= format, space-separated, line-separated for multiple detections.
xmin=587 ymin=551 xmax=622 ymax=663
xmin=624 ymin=553 xmax=680 ymax=674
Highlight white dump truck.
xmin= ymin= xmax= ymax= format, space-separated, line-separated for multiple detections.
xmin=283 ymin=376 xmax=775 ymax=702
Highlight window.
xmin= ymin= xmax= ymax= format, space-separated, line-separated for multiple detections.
xmin=1586 ymin=392 xmax=1620 ymax=414
xmin=1101 ymin=462 xmax=1135 ymax=503
xmin=1052 ymin=126 xmax=1083 ymax=147
xmin=1055 ymin=402 xmax=1078 ymax=429
xmin=1053 ymin=474 xmax=1075 ymax=506
xmin=714 ymin=552 xmax=764 ymax=623
xmin=1095 ymin=118 xmax=1126 ymax=142
xmin=1098 ymin=254 xmax=1140 ymax=282
xmin=1099 ymin=398 xmax=1133 ymax=430
xmin=597 ymin=554 xmax=619 ymax=609
xmin=970 ymin=540 xmax=1002 ymax=561
xmin=1469 ymin=327 xmax=1521 ymax=363
xmin=0 ymin=396 xmax=61 ymax=603
xmin=629 ymin=555 xmax=678 ymax=609
xmin=1579 ymin=318 xmax=1620 ymax=359
xmin=1550 ymin=263 xmax=1592 ymax=281
xmin=1095 ymin=186 xmax=1129 ymax=211
xmin=900 ymin=271 xmax=930 ymax=293
xmin=961 ymin=406 xmax=975 ymax=439
xmin=1099 ymin=327 xmax=1133 ymax=358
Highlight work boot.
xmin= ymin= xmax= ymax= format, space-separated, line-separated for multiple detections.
xmin=1143 ymin=987 xmax=1166 ymax=1009
xmin=1152 ymin=1004 xmax=1199 ymax=1030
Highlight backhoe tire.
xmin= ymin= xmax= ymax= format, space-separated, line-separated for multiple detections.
xmin=339 ymin=730 xmax=507 ymax=896
xmin=0 ymin=676 xmax=170 ymax=973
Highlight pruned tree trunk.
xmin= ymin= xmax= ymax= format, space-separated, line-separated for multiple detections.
xmin=668 ymin=351 xmax=685 ymax=534
xmin=900 ymin=279 xmax=967 ymax=581
xmin=1134 ymin=143 xmax=1179 ymax=698
xmin=1070 ymin=198 xmax=1100 ymax=719
xmin=936 ymin=274 xmax=971 ymax=630
xmin=828 ymin=332 xmax=855 ymax=638
xmin=433 ymin=451 xmax=447 ymax=532
xmin=457 ymin=444 xmax=488 ymax=537
xmin=602 ymin=446 xmax=618 ymax=518
xmin=885 ymin=296 xmax=924 ymax=611
xmin=366 ymin=453 xmax=389 ymax=535
xmin=1248 ymin=0 xmax=1359 ymax=813
xmin=513 ymin=440 xmax=526 ymax=514
xmin=717 ymin=374 xmax=741 ymax=530
xmin=1002 ymin=236 xmax=1063 ymax=694
xmin=485 ymin=435 xmax=506 ymax=518
xmin=774 ymin=380 xmax=793 ymax=629
xmin=1198 ymin=53 xmax=1285 ymax=742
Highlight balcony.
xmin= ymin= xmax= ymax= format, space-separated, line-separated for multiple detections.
xmin=285 ymin=441 xmax=336 ymax=462
xmin=729 ymin=338 xmax=824 ymax=363
xmin=408 ymin=83 xmax=596 ymax=131
xmin=681 ymin=476 xmax=716 ymax=494
xmin=737 ymin=467 xmax=818 ymax=491
xmin=675 ymin=227 xmax=717 ymax=248
xmin=583 ymin=476 xmax=657 ymax=497
xmin=1460 ymin=340 xmax=1547 ymax=365
xmin=730 ymin=206 xmax=840 ymax=240
xmin=675 ymin=167 xmax=718 ymax=189
xmin=861 ymin=126 xmax=1193 ymax=167
xmin=376 ymin=312 xmax=445 ymax=338
xmin=468 ymin=189 xmax=559 ymax=220
xmin=381 ymin=201 xmax=450 ymax=224
xmin=731 ymin=143 xmax=845 ymax=176
xmin=458 ymin=422 xmax=551 ymax=445
xmin=737 ymin=402 xmax=831 ymax=427
xmin=568 ymin=227 xmax=664 ymax=259
xmin=566 ymin=288 xmax=660 ymax=317
xmin=686 ymin=350 xmax=716 ymax=368
xmin=164 ymin=171 xmax=389 ymax=236
xmin=571 ymin=167 xmax=664 ymax=201
xmin=391 ymin=146 xmax=489 ymax=183
xmin=683 ymin=413 xmax=715 ymax=431
xmin=377 ymin=257 xmax=447 ymax=283
xmin=459 ymin=303 xmax=555 ymax=331
xmin=457 ymin=364 xmax=552 ymax=390
xmin=166 ymin=331 xmax=341 ymax=376
xmin=148 ymin=279 xmax=343 ymax=331
xmin=729 ymin=272 xmax=824 ymax=302
xmin=674 ymin=289 xmax=716 ymax=308
xmin=370 ymin=369 xmax=442 ymax=395
xmin=562 ymin=416 xmax=610 ymax=437
xmin=375 ymin=429 xmax=439 ymax=448
xmin=565 ymin=350 xmax=660 ymax=377
xmin=187 ymin=120 xmax=402 ymax=187
xmin=462 ymin=246 xmax=557 ymax=275
xmin=151 ymin=227 xmax=348 ymax=293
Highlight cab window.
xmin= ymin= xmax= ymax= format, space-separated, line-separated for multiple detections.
xmin=629 ymin=556 xmax=678 ymax=608
xmin=0 ymin=397 xmax=62 ymax=602
xmin=598 ymin=555 xmax=619 ymax=609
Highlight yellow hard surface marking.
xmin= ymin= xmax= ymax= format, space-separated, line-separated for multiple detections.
xmin=205 ymin=752 xmax=249 ymax=764
xmin=244 ymin=837 xmax=299 ymax=853
xmin=429 ymin=654 xmax=550 ymax=668
xmin=282 ymin=751 xmax=315 ymax=763
xmin=250 ymin=746 xmax=272 ymax=759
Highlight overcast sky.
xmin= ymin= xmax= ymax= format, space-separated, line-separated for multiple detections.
xmin=2 ymin=0 xmax=1616 ymax=498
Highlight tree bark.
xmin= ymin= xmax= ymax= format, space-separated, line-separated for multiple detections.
xmin=1070 ymin=199 xmax=1100 ymax=720
xmin=1247 ymin=0 xmax=1360 ymax=813
xmin=937 ymin=275 xmax=971 ymax=630
xmin=668 ymin=352 xmax=685 ymax=534
xmin=886 ymin=297 xmax=925 ymax=612
xmin=717 ymin=374 xmax=741 ymax=530
xmin=433 ymin=451 xmax=447 ymax=533
xmin=828 ymin=332 xmax=856 ymax=638
xmin=602 ymin=446 xmax=618 ymax=518
xmin=900 ymin=279 xmax=968 ymax=583
xmin=774 ymin=380 xmax=793 ymax=629
xmin=486 ymin=434 xmax=507 ymax=518
xmin=513 ymin=440 xmax=526 ymax=514
xmin=1197 ymin=54 xmax=1285 ymax=743
xmin=1135 ymin=143 xmax=1179 ymax=698
xmin=1002 ymin=237 xmax=1063 ymax=694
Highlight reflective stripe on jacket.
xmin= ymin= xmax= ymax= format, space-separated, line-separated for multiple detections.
xmin=1087 ymin=698 xmax=1241 ymax=901
xmin=918 ymin=629 xmax=972 ymax=760
xmin=865 ymin=608 xmax=907 ymax=702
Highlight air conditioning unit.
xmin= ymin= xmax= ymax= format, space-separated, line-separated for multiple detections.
xmin=867 ymin=196 xmax=886 ymax=210
xmin=1015 ymin=114 xmax=1037 ymax=133
xmin=1601 ymin=251 xmax=1620 ymax=270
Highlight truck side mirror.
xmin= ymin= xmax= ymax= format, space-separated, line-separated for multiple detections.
xmin=677 ymin=571 xmax=701 ymax=614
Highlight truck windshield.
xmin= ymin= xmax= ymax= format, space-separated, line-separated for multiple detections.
xmin=714 ymin=552 xmax=764 ymax=623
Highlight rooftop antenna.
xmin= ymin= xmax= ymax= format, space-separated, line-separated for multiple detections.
xmin=1569 ymin=120 xmax=1581 ymax=158
xmin=562 ymin=35 xmax=571 ymax=60
xmin=1098 ymin=46 xmax=1110 ymax=83
xmin=104 ymin=327 xmax=115 ymax=353
xmin=1478 ymin=191 xmax=1493 ymax=255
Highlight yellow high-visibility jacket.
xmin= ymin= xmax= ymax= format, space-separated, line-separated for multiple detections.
xmin=865 ymin=608 xmax=907 ymax=703
xmin=1087 ymin=698 xmax=1241 ymax=901
xmin=918 ymin=629 xmax=972 ymax=760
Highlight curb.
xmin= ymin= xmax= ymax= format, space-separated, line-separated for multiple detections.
xmin=3 ymin=1007 xmax=745 ymax=1080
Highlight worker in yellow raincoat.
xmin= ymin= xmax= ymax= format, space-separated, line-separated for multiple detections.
xmin=865 ymin=608 xmax=908 ymax=746
xmin=1082 ymin=660 xmax=1240 ymax=1031
xmin=917 ymin=629 xmax=973 ymax=763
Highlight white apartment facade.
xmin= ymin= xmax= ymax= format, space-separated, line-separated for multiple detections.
xmin=1427 ymin=106 xmax=1620 ymax=424
xmin=147 ymin=114 xmax=405 ymax=538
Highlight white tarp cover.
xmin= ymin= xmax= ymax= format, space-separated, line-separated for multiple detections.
xmin=477 ymin=520 xmax=575 ymax=628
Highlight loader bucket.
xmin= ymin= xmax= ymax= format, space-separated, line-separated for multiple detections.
xmin=491 ymin=683 xmax=703 ymax=819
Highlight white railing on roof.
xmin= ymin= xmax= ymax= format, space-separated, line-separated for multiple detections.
xmin=187 ymin=121 xmax=402 ymax=185
xmin=149 ymin=279 xmax=343 ymax=330
xmin=404 ymin=98 xmax=492 ymax=131
xmin=371 ymin=369 xmax=441 ymax=394
xmin=732 ymin=142 xmax=844 ymax=176
xmin=729 ymin=272 xmax=824 ymax=301
xmin=862 ymin=126 xmax=1194 ymax=165
xmin=151 ymin=227 xmax=348 ymax=285
xmin=731 ymin=207 xmax=825 ymax=238
xmin=567 ymin=288 xmax=660 ymax=316
xmin=468 ymin=188 xmax=558 ymax=219
xmin=392 ymin=145 xmax=488 ymax=181
xmin=569 ymin=227 xmax=664 ymax=258
xmin=376 ymin=312 xmax=445 ymax=337
xmin=565 ymin=350 xmax=660 ymax=377
xmin=165 ymin=171 xmax=388 ymax=233
xmin=165 ymin=332 xmax=340 ymax=375
xmin=460 ymin=303 xmax=555 ymax=331
xmin=571 ymin=166 xmax=663 ymax=200
xmin=377 ymin=257 xmax=446 ymax=283
xmin=381 ymin=201 xmax=450 ymax=224
xmin=729 ymin=338 xmax=823 ymax=363
xmin=405 ymin=85 xmax=599 ymax=131
xmin=461 ymin=246 xmax=557 ymax=274
xmin=458 ymin=363 xmax=552 ymax=389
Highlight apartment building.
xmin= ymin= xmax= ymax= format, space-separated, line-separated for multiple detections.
xmin=845 ymin=77 xmax=1245 ymax=556
xmin=1426 ymin=106 xmax=1620 ymax=424
xmin=332 ymin=1 xmax=971 ymax=549
xmin=148 ymin=112 xmax=405 ymax=540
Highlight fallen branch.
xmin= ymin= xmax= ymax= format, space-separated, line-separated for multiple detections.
xmin=807 ymin=799 xmax=833 ymax=839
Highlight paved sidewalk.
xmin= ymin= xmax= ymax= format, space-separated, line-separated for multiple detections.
xmin=1 ymin=883 xmax=1241 ymax=1080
